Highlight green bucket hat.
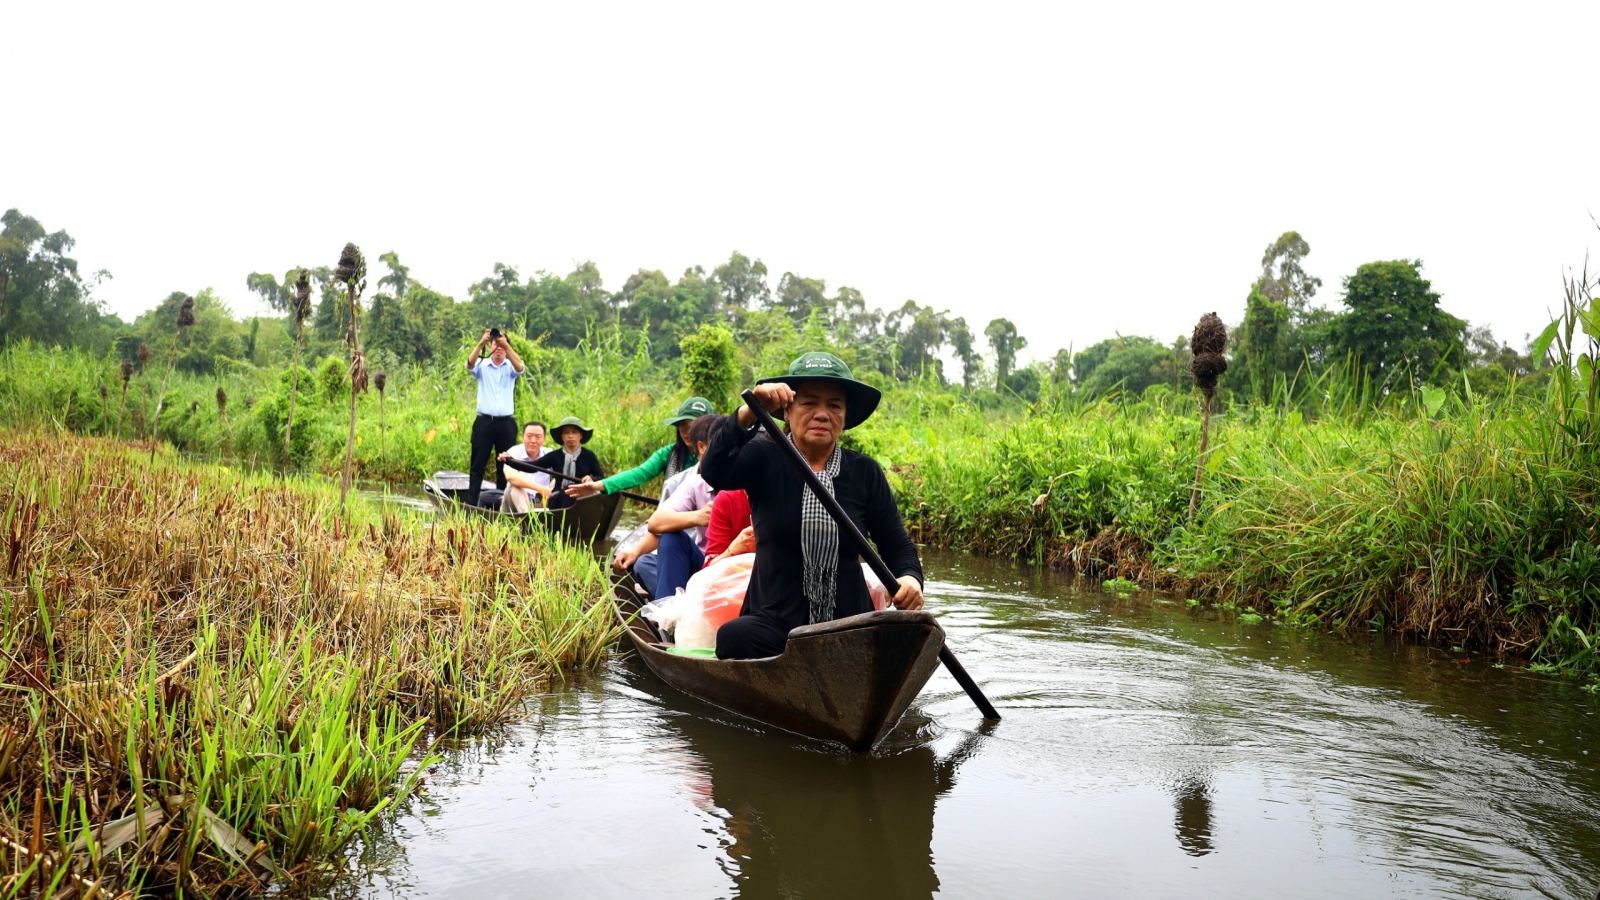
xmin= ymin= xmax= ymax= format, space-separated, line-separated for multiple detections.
xmin=551 ymin=416 xmax=594 ymax=444
xmin=756 ymin=351 xmax=882 ymax=430
xmin=663 ymin=396 xmax=715 ymax=427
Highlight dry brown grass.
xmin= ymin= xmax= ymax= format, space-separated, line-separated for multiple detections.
xmin=0 ymin=432 xmax=616 ymax=897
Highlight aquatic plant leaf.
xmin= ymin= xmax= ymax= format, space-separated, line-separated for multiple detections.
xmin=1420 ymin=385 xmax=1446 ymax=418
xmin=69 ymin=806 xmax=166 ymax=854
xmin=199 ymin=803 xmax=281 ymax=879
xmin=1531 ymin=319 xmax=1560 ymax=367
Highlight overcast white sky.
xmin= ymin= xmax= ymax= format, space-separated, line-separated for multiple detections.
xmin=8 ymin=1 xmax=1600 ymax=363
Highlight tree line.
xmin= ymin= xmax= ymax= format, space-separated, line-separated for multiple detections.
xmin=0 ymin=207 xmax=1539 ymax=403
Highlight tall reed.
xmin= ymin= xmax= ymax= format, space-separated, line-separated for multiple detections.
xmin=0 ymin=433 xmax=617 ymax=896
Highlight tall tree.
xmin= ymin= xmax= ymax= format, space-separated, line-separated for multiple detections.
xmin=245 ymin=271 xmax=291 ymax=314
xmin=467 ymin=263 xmax=525 ymax=331
xmin=984 ymin=318 xmax=1027 ymax=391
xmin=0 ymin=209 xmax=118 ymax=350
xmin=1334 ymin=259 xmax=1465 ymax=387
xmin=1259 ymin=231 xmax=1322 ymax=310
xmin=1233 ymin=283 xmax=1291 ymax=398
xmin=885 ymin=301 xmax=949 ymax=380
xmin=711 ymin=251 xmax=771 ymax=309
xmin=948 ymin=317 xmax=982 ymax=388
xmin=1075 ymin=335 xmax=1169 ymax=398
xmin=377 ymin=251 xmax=410 ymax=300
xmin=771 ymin=272 xmax=828 ymax=325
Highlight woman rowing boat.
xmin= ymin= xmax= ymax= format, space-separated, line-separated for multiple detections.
xmin=700 ymin=352 xmax=924 ymax=661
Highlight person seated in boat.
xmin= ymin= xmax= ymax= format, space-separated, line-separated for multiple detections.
xmin=564 ymin=397 xmax=714 ymax=503
xmin=700 ymin=352 xmax=924 ymax=661
xmin=614 ymin=456 xmax=708 ymax=595
xmin=497 ymin=420 xmax=554 ymax=513
xmin=639 ymin=414 xmax=725 ymax=600
xmin=464 ymin=329 xmax=525 ymax=508
xmin=702 ymin=489 xmax=753 ymax=566
xmin=533 ymin=417 xmax=603 ymax=510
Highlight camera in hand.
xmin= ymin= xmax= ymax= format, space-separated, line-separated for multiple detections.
xmin=489 ymin=328 xmax=502 ymax=340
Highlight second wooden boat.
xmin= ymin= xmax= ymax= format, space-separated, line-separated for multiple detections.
xmin=422 ymin=470 xmax=626 ymax=546
xmin=612 ymin=582 xmax=945 ymax=751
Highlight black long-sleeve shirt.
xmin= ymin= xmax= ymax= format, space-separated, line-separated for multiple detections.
xmin=700 ymin=414 xmax=923 ymax=632
xmin=533 ymin=447 xmax=604 ymax=510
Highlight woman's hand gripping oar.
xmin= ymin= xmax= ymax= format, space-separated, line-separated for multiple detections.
xmin=739 ymin=390 xmax=1001 ymax=721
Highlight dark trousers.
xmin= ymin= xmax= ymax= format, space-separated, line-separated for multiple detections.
xmin=632 ymin=552 xmax=660 ymax=597
xmin=655 ymin=531 xmax=705 ymax=601
xmin=716 ymin=614 xmax=790 ymax=660
xmin=467 ymin=414 xmax=518 ymax=507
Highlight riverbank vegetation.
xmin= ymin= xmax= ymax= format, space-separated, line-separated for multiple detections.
xmin=2 ymin=204 xmax=1596 ymax=687
xmin=0 ymin=435 xmax=616 ymax=896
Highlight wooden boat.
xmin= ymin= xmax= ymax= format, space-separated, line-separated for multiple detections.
xmin=612 ymin=581 xmax=946 ymax=751
xmin=422 ymin=470 xmax=627 ymax=546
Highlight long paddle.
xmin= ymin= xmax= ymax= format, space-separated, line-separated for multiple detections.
xmin=500 ymin=458 xmax=659 ymax=506
xmin=740 ymin=390 xmax=1001 ymax=721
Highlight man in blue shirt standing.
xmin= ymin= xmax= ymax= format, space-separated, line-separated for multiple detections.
xmin=465 ymin=328 xmax=525 ymax=507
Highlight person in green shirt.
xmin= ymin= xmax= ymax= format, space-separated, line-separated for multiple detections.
xmin=564 ymin=397 xmax=715 ymax=502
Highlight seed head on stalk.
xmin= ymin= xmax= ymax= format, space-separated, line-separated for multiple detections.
xmin=1187 ymin=312 xmax=1228 ymax=520
xmin=150 ymin=294 xmax=197 ymax=463
xmin=335 ymin=243 xmax=368 ymax=512
xmin=374 ymin=370 xmax=388 ymax=461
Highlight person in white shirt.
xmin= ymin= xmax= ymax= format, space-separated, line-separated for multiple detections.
xmin=497 ymin=420 xmax=553 ymax=513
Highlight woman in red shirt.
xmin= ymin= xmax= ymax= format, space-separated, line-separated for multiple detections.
xmin=702 ymin=488 xmax=753 ymax=563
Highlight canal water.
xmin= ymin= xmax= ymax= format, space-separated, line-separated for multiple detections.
xmin=331 ymin=540 xmax=1600 ymax=899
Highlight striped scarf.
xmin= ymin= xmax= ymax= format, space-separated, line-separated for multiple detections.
xmin=562 ymin=449 xmax=580 ymax=482
xmin=796 ymin=437 xmax=843 ymax=625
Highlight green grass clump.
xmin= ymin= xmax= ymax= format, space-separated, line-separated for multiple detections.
xmin=0 ymin=432 xmax=616 ymax=896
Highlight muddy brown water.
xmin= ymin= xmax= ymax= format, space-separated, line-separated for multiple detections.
xmin=336 ymin=501 xmax=1600 ymax=899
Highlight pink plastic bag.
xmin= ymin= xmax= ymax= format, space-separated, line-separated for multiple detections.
xmin=683 ymin=553 xmax=755 ymax=632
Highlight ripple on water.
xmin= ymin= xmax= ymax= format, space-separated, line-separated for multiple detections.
xmin=334 ymin=550 xmax=1600 ymax=900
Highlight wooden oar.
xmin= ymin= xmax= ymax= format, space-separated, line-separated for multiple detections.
xmin=739 ymin=390 xmax=1001 ymax=721
xmin=501 ymin=458 xmax=659 ymax=506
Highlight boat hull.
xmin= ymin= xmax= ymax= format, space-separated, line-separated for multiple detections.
xmin=422 ymin=471 xmax=626 ymax=546
xmin=613 ymin=584 xmax=945 ymax=751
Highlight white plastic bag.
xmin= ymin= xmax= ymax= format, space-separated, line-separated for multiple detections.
xmin=639 ymin=592 xmax=693 ymax=634
xmin=674 ymin=610 xmax=716 ymax=649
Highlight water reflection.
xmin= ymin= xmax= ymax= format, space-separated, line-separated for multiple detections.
xmin=1170 ymin=775 xmax=1214 ymax=857
xmin=673 ymin=714 xmax=940 ymax=898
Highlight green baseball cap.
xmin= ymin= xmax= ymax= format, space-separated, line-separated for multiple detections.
xmin=551 ymin=416 xmax=594 ymax=443
xmin=756 ymin=351 xmax=882 ymax=429
xmin=663 ymin=396 xmax=715 ymax=426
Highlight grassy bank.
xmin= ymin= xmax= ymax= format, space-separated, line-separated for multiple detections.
xmin=0 ymin=433 xmax=616 ymax=897
xmin=5 ymin=340 xmax=1599 ymax=682
xmin=864 ymin=384 xmax=1600 ymax=682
